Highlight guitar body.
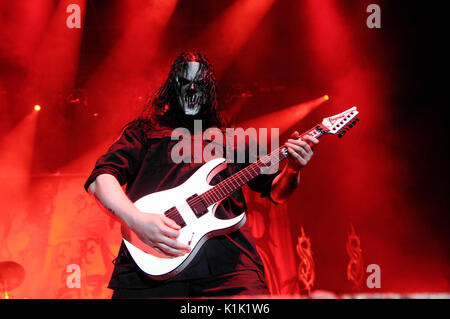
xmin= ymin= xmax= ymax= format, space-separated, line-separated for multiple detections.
xmin=122 ymin=157 xmax=247 ymax=280
xmin=120 ymin=106 xmax=359 ymax=280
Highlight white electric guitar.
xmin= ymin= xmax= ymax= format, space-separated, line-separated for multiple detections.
xmin=123 ymin=107 xmax=360 ymax=280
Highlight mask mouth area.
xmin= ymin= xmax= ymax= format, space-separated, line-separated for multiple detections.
xmin=185 ymin=95 xmax=200 ymax=107
xmin=180 ymin=93 xmax=202 ymax=115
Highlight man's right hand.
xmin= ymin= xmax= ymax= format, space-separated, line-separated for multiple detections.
xmin=88 ymin=174 xmax=191 ymax=258
xmin=129 ymin=212 xmax=191 ymax=258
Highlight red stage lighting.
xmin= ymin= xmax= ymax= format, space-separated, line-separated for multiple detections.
xmin=195 ymin=0 xmax=275 ymax=78
xmin=34 ymin=105 xmax=41 ymax=111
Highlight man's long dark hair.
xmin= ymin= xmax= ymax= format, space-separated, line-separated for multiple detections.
xmin=135 ymin=51 xmax=226 ymax=132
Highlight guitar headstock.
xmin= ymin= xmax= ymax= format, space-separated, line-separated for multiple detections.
xmin=321 ymin=106 xmax=359 ymax=138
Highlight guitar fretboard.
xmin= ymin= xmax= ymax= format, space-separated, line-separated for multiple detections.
xmin=200 ymin=125 xmax=326 ymax=206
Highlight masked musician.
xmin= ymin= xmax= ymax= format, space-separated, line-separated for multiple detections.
xmin=85 ymin=51 xmax=318 ymax=298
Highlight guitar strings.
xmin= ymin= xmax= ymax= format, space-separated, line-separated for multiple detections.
xmin=164 ymin=128 xmax=322 ymax=225
xmin=176 ymin=130 xmax=315 ymax=212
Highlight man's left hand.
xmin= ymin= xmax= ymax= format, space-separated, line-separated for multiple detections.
xmin=284 ymin=132 xmax=319 ymax=172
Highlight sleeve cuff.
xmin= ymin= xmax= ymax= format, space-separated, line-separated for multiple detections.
xmin=264 ymin=189 xmax=280 ymax=205
xmin=257 ymin=169 xmax=282 ymax=205
xmin=83 ymin=167 xmax=125 ymax=192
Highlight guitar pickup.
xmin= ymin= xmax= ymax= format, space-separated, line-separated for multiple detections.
xmin=186 ymin=194 xmax=208 ymax=218
xmin=164 ymin=207 xmax=186 ymax=228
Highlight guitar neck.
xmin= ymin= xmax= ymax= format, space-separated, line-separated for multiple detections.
xmin=201 ymin=124 xmax=328 ymax=206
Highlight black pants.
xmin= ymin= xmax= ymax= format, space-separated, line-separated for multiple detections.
xmin=111 ymin=270 xmax=269 ymax=298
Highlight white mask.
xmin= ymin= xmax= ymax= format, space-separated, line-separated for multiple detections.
xmin=176 ymin=61 xmax=205 ymax=115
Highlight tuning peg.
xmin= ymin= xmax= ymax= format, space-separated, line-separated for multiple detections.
xmin=347 ymin=119 xmax=359 ymax=129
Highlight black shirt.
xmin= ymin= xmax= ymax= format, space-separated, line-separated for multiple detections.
xmin=84 ymin=123 xmax=280 ymax=289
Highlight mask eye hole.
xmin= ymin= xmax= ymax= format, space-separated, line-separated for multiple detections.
xmin=178 ymin=77 xmax=190 ymax=86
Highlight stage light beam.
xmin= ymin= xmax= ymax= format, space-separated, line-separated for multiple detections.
xmin=83 ymin=0 xmax=178 ymax=132
xmin=194 ymin=0 xmax=275 ymax=78
xmin=237 ymin=95 xmax=329 ymax=139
